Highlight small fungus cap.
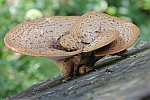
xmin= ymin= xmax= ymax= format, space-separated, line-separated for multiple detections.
xmin=83 ymin=30 xmax=120 ymax=52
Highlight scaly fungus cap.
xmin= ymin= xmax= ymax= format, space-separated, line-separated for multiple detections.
xmin=4 ymin=16 xmax=81 ymax=59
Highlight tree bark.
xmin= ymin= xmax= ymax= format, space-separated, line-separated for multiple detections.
xmin=7 ymin=41 xmax=150 ymax=100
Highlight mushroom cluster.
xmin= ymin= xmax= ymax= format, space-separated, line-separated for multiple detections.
xmin=4 ymin=12 xmax=140 ymax=76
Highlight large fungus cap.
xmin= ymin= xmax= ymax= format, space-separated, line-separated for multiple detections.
xmin=4 ymin=16 xmax=81 ymax=58
xmin=60 ymin=11 xmax=140 ymax=56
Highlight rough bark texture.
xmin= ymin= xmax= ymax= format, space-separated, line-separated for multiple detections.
xmin=7 ymin=41 xmax=150 ymax=100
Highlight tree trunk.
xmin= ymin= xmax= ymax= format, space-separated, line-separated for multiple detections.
xmin=7 ymin=41 xmax=150 ymax=100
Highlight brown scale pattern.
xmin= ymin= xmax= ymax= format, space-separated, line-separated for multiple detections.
xmin=60 ymin=12 xmax=140 ymax=56
xmin=95 ymin=22 xmax=140 ymax=56
xmin=4 ymin=16 xmax=82 ymax=58
xmin=83 ymin=30 xmax=120 ymax=52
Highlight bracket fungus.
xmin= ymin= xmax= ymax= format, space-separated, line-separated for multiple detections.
xmin=60 ymin=12 xmax=140 ymax=55
xmin=4 ymin=12 xmax=140 ymax=76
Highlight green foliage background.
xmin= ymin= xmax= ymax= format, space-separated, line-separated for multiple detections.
xmin=0 ymin=0 xmax=150 ymax=99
